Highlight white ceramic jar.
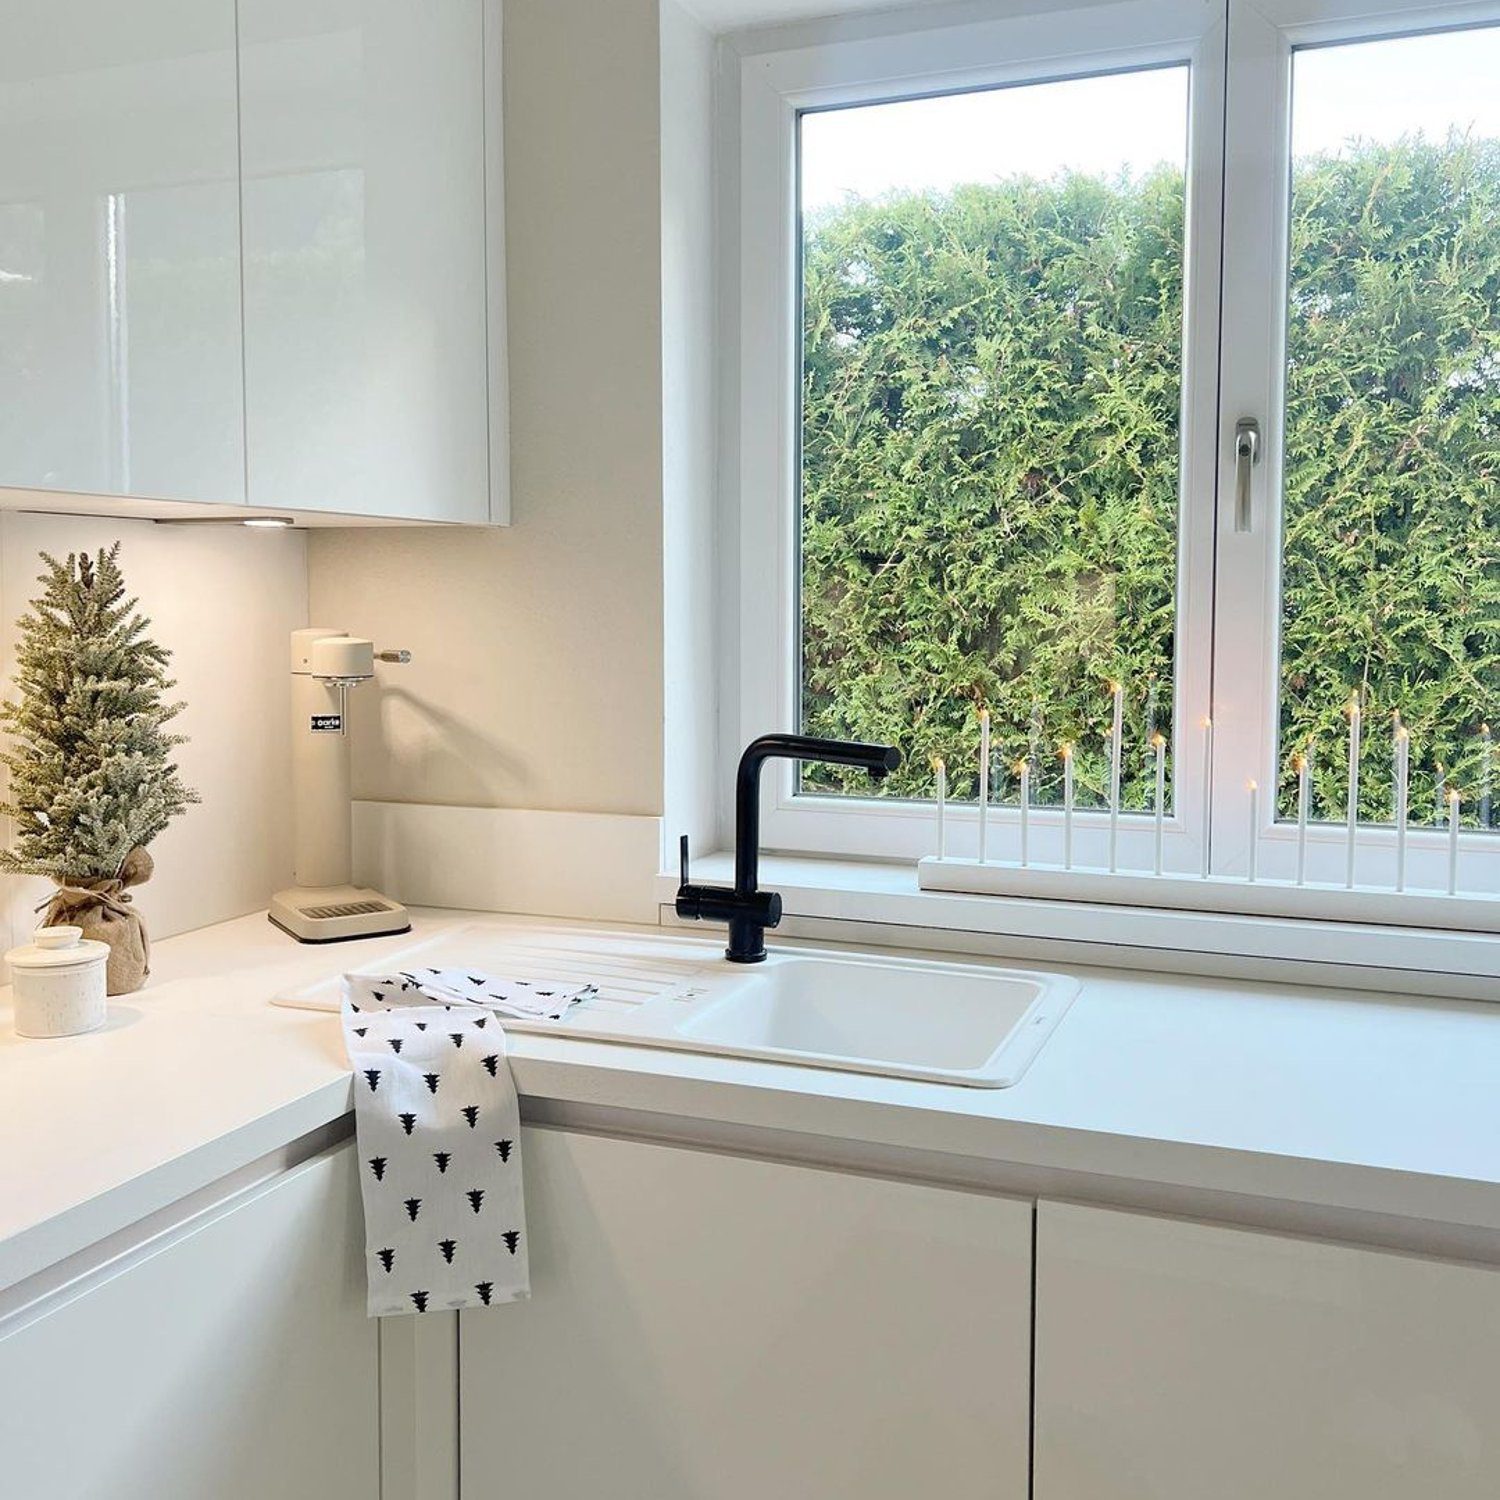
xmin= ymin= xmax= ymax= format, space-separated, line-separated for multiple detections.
xmin=5 ymin=926 xmax=110 ymax=1038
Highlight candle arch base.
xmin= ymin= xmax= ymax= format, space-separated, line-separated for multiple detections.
xmin=916 ymin=857 xmax=1500 ymax=934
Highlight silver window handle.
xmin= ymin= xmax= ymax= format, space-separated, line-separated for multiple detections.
xmin=1234 ymin=418 xmax=1261 ymax=533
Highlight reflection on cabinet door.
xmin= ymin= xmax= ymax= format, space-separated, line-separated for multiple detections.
xmin=0 ymin=1143 xmax=379 ymax=1500
xmin=238 ymin=0 xmax=491 ymax=522
xmin=1035 ymin=1199 xmax=1500 ymax=1500
xmin=0 ymin=0 xmax=246 ymax=504
xmin=461 ymin=1127 xmax=1034 ymax=1500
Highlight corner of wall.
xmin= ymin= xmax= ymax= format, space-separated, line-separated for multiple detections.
xmin=661 ymin=0 xmax=724 ymax=863
xmin=0 ymin=512 xmax=309 ymax=946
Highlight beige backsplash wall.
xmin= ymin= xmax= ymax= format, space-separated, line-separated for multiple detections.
xmin=0 ymin=512 xmax=307 ymax=948
xmin=309 ymin=0 xmax=666 ymax=820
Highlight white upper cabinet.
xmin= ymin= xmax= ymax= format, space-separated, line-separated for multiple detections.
xmin=238 ymin=0 xmax=497 ymax=523
xmin=0 ymin=1 xmax=246 ymax=504
xmin=0 ymin=0 xmax=506 ymax=524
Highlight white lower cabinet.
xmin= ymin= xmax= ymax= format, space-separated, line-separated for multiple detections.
xmin=460 ymin=1127 xmax=1034 ymax=1499
xmin=1034 ymin=1199 xmax=1500 ymax=1500
xmin=21 ymin=1124 xmax=1500 ymax=1500
xmin=0 ymin=1142 xmax=379 ymax=1500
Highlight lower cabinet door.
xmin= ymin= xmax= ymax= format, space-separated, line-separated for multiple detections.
xmin=0 ymin=1141 xmax=379 ymax=1500
xmin=460 ymin=1127 xmax=1033 ymax=1500
xmin=1035 ymin=1199 xmax=1500 ymax=1500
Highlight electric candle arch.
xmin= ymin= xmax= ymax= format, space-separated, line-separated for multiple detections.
xmin=917 ymin=685 xmax=1497 ymax=931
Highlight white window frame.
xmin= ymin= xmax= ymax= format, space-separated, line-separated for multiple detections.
xmin=726 ymin=0 xmax=1499 ymax=901
xmin=732 ymin=0 xmax=1226 ymax=871
xmin=1215 ymin=0 xmax=1500 ymax=895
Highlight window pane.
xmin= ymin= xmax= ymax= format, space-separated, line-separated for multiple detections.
xmin=1279 ymin=27 xmax=1500 ymax=831
xmin=797 ymin=68 xmax=1189 ymax=812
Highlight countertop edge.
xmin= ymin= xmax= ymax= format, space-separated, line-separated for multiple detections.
xmin=502 ymin=1054 xmax=1500 ymax=1242
xmin=5 ymin=909 xmax=1500 ymax=1297
xmin=0 ymin=1078 xmax=355 ymax=1299
xmin=7 ymin=1046 xmax=1499 ymax=1302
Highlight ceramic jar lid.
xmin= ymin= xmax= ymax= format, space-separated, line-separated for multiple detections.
xmin=5 ymin=925 xmax=110 ymax=972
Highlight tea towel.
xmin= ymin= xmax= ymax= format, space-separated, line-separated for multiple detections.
xmin=340 ymin=967 xmax=594 ymax=1316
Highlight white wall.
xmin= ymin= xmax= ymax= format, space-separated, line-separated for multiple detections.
xmin=308 ymin=0 xmax=666 ymax=822
xmin=305 ymin=0 xmax=741 ymax=918
xmin=0 ymin=513 xmax=307 ymax=948
xmin=661 ymin=0 xmax=722 ymax=859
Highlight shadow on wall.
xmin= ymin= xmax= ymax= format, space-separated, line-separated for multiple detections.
xmin=309 ymin=523 xmax=665 ymax=820
xmin=0 ymin=512 xmax=308 ymax=948
xmin=362 ymin=683 xmax=536 ymax=807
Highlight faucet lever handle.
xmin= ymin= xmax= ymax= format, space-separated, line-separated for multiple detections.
xmin=678 ymin=832 xmax=690 ymax=890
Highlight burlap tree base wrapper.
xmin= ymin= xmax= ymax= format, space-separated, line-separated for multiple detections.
xmin=41 ymin=847 xmax=154 ymax=996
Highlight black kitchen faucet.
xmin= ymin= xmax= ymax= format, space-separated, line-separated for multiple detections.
xmin=675 ymin=733 xmax=902 ymax=963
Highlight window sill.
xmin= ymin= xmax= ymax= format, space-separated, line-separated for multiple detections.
xmin=656 ymin=852 xmax=1498 ymax=1003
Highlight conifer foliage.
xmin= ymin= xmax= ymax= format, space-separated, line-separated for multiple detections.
xmin=0 ymin=545 xmax=198 ymax=880
xmin=800 ymin=138 xmax=1498 ymax=822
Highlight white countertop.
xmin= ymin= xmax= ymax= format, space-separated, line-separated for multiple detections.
xmin=3 ymin=908 xmax=1498 ymax=1295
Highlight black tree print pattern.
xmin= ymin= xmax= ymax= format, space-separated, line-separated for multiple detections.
xmin=341 ymin=967 xmax=539 ymax=1317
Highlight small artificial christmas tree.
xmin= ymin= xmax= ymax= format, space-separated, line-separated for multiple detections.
xmin=0 ymin=545 xmax=198 ymax=992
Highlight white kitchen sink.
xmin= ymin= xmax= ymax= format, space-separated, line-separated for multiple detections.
xmin=274 ymin=926 xmax=1077 ymax=1089
xmin=622 ymin=950 xmax=1078 ymax=1088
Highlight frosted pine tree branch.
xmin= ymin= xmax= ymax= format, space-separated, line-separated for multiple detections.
xmin=0 ymin=545 xmax=199 ymax=881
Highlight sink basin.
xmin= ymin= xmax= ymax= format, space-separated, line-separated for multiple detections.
xmin=628 ymin=951 xmax=1078 ymax=1088
xmin=274 ymin=923 xmax=1077 ymax=1089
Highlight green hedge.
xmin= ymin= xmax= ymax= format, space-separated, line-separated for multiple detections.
xmin=799 ymin=139 xmax=1499 ymax=825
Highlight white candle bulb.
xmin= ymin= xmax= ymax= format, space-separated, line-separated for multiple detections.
xmin=1294 ymin=752 xmax=1309 ymax=886
xmin=1482 ymin=724 xmax=1493 ymax=831
xmin=1199 ymin=716 xmax=1213 ymax=880
xmin=977 ymin=710 xmax=990 ymax=864
xmin=1017 ymin=759 xmax=1031 ymax=868
xmin=933 ymin=756 xmax=947 ymax=861
xmin=1394 ymin=727 xmax=1409 ymax=893
xmin=1247 ymin=780 xmax=1260 ymax=883
xmin=1151 ymin=732 xmax=1167 ymax=876
xmin=1448 ymin=788 xmax=1461 ymax=895
xmin=1107 ymin=681 xmax=1123 ymax=873
xmin=1061 ymin=743 xmax=1075 ymax=871
xmin=1389 ymin=710 xmax=1401 ymax=846
xmin=1345 ymin=692 xmax=1361 ymax=889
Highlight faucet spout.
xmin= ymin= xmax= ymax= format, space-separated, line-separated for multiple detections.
xmin=733 ymin=734 xmax=901 ymax=897
xmin=677 ymin=733 xmax=901 ymax=964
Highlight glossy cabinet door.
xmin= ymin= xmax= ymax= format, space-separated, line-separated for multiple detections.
xmin=0 ymin=1 xmax=246 ymax=503
xmin=1035 ymin=1200 xmax=1500 ymax=1500
xmin=0 ymin=1143 xmax=379 ymax=1499
xmin=237 ymin=0 xmax=492 ymax=522
xmin=460 ymin=1127 xmax=1034 ymax=1499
